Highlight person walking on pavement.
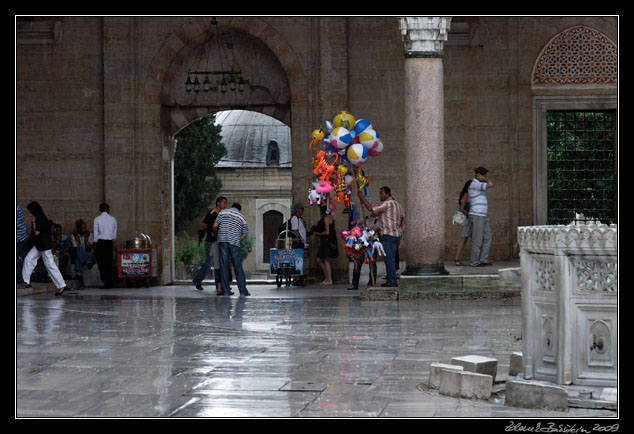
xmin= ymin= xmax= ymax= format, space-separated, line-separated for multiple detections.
xmin=21 ymin=201 xmax=68 ymax=295
xmin=213 ymin=202 xmax=250 ymax=296
xmin=193 ymin=196 xmax=227 ymax=294
xmin=94 ymin=202 xmax=117 ymax=288
xmin=468 ymin=167 xmax=494 ymax=267
xmin=17 ymin=204 xmax=28 ymax=289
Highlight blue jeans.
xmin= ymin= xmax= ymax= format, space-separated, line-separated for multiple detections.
xmin=351 ymin=249 xmax=378 ymax=288
xmin=218 ymin=242 xmax=248 ymax=295
xmin=382 ymin=234 xmax=401 ymax=285
xmin=193 ymin=241 xmax=214 ymax=285
xmin=74 ymin=245 xmax=95 ymax=273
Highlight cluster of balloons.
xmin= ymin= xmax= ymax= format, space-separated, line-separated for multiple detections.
xmin=308 ymin=110 xmax=384 ymax=213
xmin=323 ymin=110 xmax=384 ymax=165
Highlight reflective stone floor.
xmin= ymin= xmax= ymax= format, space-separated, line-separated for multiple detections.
xmin=16 ymin=284 xmax=617 ymax=418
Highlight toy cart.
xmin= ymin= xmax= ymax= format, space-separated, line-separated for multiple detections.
xmin=117 ymin=242 xmax=158 ymax=288
xmin=269 ymin=229 xmax=309 ymax=287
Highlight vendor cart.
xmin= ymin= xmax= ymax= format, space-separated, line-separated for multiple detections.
xmin=269 ymin=229 xmax=309 ymax=287
xmin=117 ymin=234 xmax=158 ymax=288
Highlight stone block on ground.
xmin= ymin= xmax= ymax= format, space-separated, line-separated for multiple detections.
xmin=439 ymin=368 xmax=462 ymax=398
xmin=505 ymin=379 xmax=568 ymax=411
xmin=509 ymin=352 xmax=523 ymax=376
xmin=451 ymin=355 xmax=498 ymax=382
xmin=438 ymin=368 xmax=493 ymax=400
xmin=460 ymin=371 xmax=493 ymax=400
xmin=498 ymin=267 xmax=521 ymax=287
xmin=542 ymin=384 xmax=568 ymax=410
xmin=506 ymin=379 xmax=542 ymax=408
xmin=429 ymin=363 xmax=463 ymax=389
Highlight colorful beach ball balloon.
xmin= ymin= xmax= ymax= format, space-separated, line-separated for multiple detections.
xmin=368 ymin=139 xmax=383 ymax=157
xmin=329 ymin=127 xmax=351 ymax=150
xmin=353 ymin=119 xmax=372 ymax=135
xmin=346 ymin=143 xmax=368 ymax=166
xmin=358 ymin=128 xmax=379 ymax=149
xmin=333 ymin=111 xmax=356 ymax=130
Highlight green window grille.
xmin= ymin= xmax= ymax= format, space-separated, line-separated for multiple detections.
xmin=546 ymin=110 xmax=617 ymax=225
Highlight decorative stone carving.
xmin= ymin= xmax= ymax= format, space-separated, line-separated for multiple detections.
xmin=518 ymin=224 xmax=617 ymax=387
xmin=398 ymin=17 xmax=452 ymax=56
xmin=517 ymin=224 xmax=617 ymax=253
xmin=570 ymin=258 xmax=617 ymax=293
xmin=533 ymin=25 xmax=617 ymax=85
xmin=534 ymin=257 xmax=555 ymax=292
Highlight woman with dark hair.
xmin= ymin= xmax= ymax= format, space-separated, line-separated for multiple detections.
xmin=453 ymin=180 xmax=472 ymax=266
xmin=22 ymin=201 xmax=67 ymax=295
xmin=313 ymin=205 xmax=338 ymax=285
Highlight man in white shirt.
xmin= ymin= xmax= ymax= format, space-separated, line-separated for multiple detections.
xmin=468 ymin=167 xmax=494 ymax=267
xmin=94 ymin=202 xmax=117 ymax=288
xmin=290 ymin=203 xmax=308 ymax=246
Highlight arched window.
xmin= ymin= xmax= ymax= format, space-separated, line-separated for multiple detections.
xmin=266 ymin=140 xmax=280 ymax=166
xmin=532 ymin=25 xmax=617 ymax=86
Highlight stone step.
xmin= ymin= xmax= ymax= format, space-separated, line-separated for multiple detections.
xmin=17 ymin=264 xmax=102 ymax=297
xmin=361 ymin=274 xmax=520 ymax=300
xmin=17 ymin=278 xmax=83 ymax=297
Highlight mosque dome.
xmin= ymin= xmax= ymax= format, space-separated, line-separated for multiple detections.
xmin=215 ymin=110 xmax=292 ymax=168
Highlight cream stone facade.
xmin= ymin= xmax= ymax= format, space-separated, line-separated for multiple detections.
xmin=16 ymin=16 xmax=618 ymax=284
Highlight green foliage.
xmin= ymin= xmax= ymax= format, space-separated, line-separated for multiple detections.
xmin=546 ymin=110 xmax=616 ymax=224
xmin=174 ymin=114 xmax=227 ymax=231
xmin=241 ymin=234 xmax=254 ymax=259
xmin=175 ymin=233 xmax=207 ymax=267
xmin=175 ymin=233 xmax=254 ymax=268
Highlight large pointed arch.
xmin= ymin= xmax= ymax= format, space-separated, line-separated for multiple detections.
xmin=144 ymin=16 xmax=307 ymax=110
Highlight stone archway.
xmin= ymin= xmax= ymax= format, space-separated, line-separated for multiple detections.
xmin=143 ymin=17 xmax=308 ymax=282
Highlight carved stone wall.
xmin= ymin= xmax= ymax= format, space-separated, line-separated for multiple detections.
xmin=518 ymin=224 xmax=617 ymax=386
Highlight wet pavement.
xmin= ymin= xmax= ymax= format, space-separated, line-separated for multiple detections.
xmin=16 ymin=282 xmax=617 ymax=419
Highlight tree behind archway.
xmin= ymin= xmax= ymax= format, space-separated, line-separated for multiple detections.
xmin=174 ymin=114 xmax=227 ymax=232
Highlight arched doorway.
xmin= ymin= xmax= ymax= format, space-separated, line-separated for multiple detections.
xmin=144 ymin=17 xmax=308 ymax=282
xmin=172 ymin=109 xmax=293 ymax=279
xmin=263 ymin=210 xmax=283 ymax=263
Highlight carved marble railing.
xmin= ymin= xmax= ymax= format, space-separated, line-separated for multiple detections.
xmin=517 ymin=224 xmax=617 ymax=387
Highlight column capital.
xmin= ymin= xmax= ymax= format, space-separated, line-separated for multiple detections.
xmin=398 ymin=16 xmax=452 ymax=58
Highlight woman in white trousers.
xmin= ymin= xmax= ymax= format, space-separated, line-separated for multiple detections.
xmin=21 ymin=201 xmax=67 ymax=295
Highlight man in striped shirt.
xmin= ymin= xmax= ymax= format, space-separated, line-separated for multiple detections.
xmin=468 ymin=167 xmax=494 ymax=267
xmin=357 ymin=186 xmax=405 ymax=287
xmin=213 ymin=203 xmax=250 ymax=296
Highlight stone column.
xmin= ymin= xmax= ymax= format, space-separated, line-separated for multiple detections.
xmin=399 ymin=17 xmax=451 ymax=275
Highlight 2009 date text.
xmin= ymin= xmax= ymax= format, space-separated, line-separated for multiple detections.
xmin=505 ymin=422 xmax=619 ymax=433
